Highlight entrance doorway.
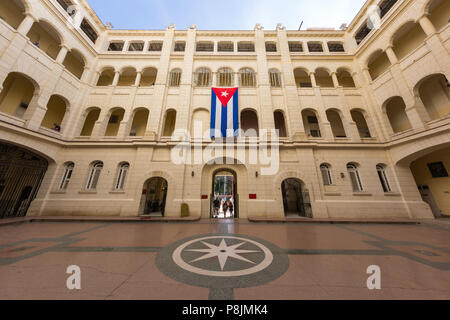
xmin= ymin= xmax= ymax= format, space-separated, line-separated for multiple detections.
xmin=211 ymin=169 xmax=238 ymax=219
xmin=0 ymin=142 xmax=48 ymax=219
xmin=418 ymin=185 xmax=441 ymax=217
xmin=141 ymin=177 xmax=168 ymax=216
xmin=281 ymin=178 xmax=312 ymax=218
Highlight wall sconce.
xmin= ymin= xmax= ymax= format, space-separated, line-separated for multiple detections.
xmin=255 ymin=171 xmax=259 ymax=178
xmin=191 ymin=171 xmax=195 ymax=177
xmin=340 ymin=172 xmax=345 ymax=178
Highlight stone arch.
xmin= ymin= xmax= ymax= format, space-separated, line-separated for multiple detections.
xmin=0 ymin=72 xmax=40 ymax=118
xmin=413 ymin=73 xmax=450 ymax=121
xmin=79 ymin=106 xmax=101 ymax=136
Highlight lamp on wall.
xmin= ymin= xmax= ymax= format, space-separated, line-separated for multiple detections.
xmin=340 ymin=172 xmax=345 ymax=178
xmin=255 ymin=171 xmax=259 ymax=178
xmin=191 ymin=171 xmax=195 ymax=177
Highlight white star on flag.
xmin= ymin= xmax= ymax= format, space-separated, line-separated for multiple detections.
xmin=221 ymin=91 xmax=229 ymax=97
xmin=187 ymin=239 xmax=260 ymax=270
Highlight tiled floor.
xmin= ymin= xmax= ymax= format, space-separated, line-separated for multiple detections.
xmin=0 ymin=219 xmax=449 ymax=300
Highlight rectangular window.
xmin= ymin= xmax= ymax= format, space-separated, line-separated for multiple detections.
xmin=300 ymin=82 xmax=313 ymax=88
xmin=355 ymin=23 xmax=371 ymax=45
xmin=265 ymin=42 xmax=277 ymax=52
xmin=427 ymin=162 xmax=449 ymax=178
xmin=174 ymin=42 xmax=186 ymax=52
xmin=379 ymin=0 xmax=398 ymax=19
xmin=56 ymin=0 xmax=75 ymax=14
xmin=80 ymin=19 xmax=98 ymax=43
xmin=308 ymin=43 xmax=323 ymax=52
xmin=238 ymin=42 xmax=255 ymax=52
xmin=328 ymin=42 xmax=345 ymax=52
xmin=196 ymin=42 xmax=214 ymax=52
xmin=218 ymin=42 xmax=234 ymax=52
xmin=128 ymin=42 xmax=144 ymax=51
xmin=149 ymin=41 xmax=163 ymax=51
xmin=108 ymin=42 xmax=124 ymax=51
xmin=288 ymin=42 xmax=303 ymax=52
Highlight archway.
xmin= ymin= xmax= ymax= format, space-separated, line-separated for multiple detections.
xmin=0 ymin=72 xmax=37 ymax=118
xmin=140 ymin=177 xmax=168 ymax=216
xmin=0 ymin=142 xmax=48 ymax=218
xmin=410 ymin=146 xmax=450 ymax=217
xmin=211 ymin=169 xmax=238 ymax=219
xmin=281 ymin=178 xmax=311 ymax=218
xmin=0 ymin=0 xmax=26 ymax=30
xmin=385 ymin=96 xmax=412 ymax=133
xmin=41 ymin=95 xmax=67 ymax=131
xmin=416 ymin=74 xmax=450 ymax=121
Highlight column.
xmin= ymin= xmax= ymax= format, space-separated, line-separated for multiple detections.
xmin=17 ymin=14 xmax=36 ymax=36
xmin=255 ymin=24 xmax=275 ymax=132
xmin=112 ymin=71 xmax=120 ymax=86
xmin=331 ymin=72 xmax=339 ymax=88
xmin=144 ymin=25 xmax=175 ymax=139
xmin=23 ymin=94 xmax=49 ymax=130
xmin=56 ymin=45 xmax=69 ymax=64
xmin=418 ymin=14 xmax=450 ymax=76
xmin=80 ymin=66 xmax=90 ymax=83
xmin=385 ymin=46 xmax=398 ymax=65
xmin=418 ymin=15 xmax=436 ymax=36
xmin=309 ymin=72 xmax=317 ymax=87
xmin=134 ymin=71 xmax=142 ymax=87
xmin=276 ymin=24 xmax=306 ymax=141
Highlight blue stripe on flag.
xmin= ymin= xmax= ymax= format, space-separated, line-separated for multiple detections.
xmin=221 ymin=103 xmax=227 ymax=138
xmin=233 ymin=89 xmax=239 ymax=136
xmin=211 ymin=89 xmax=216 ymax=138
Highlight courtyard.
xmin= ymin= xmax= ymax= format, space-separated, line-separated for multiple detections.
xmin=0 ymin=219 xmax=449 ymax=300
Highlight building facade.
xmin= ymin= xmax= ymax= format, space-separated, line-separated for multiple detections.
xmin=0 ymin=0 xmax=449 ymax=219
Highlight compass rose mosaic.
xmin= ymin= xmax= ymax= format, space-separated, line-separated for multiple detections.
xmin=156 ymin=234 xmax=289 ymax=289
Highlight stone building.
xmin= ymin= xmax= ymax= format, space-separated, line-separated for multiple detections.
xmin=0 ymin=0 xmax=449 ymax=219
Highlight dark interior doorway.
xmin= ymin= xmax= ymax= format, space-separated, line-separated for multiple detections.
xmin=0 ymin=142 xmax=48 ymax=219
xmin=281 ymin=178 xmax=312 ymax=218
xmin=142 ymin=177 xmax=168 ymax=216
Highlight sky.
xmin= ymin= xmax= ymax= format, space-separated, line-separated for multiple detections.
xmin=86 ymin=0 xmax=367 ymax=31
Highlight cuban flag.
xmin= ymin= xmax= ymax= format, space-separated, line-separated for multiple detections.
xmin=210 ymin=87 xmax=239 ymax=138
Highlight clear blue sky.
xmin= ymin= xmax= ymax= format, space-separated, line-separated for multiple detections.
xmin=87 ymin=0 xmax=367 ymax=30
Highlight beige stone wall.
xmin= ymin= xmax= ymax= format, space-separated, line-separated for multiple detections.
xmin=0 ymin=0 xmax=449 ymax=219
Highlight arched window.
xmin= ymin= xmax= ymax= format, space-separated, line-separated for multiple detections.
xmin=347 ymin=163 xmax=363 ymax=192
xmin=194 ymin=68 xmax=212 ymax=87
xmin=376 ymin=164 xmax=392 ymax=192
xmin=217 ymin=68 xmax=233 ymax=87
xmin=269 ymin=69 xmax=282 ymax=87
xmin=114 ymin=162 xmax=130 ymax=190
xmin=320 ymin=164 xmax=333 ymax=186
xmin=86 ymin=162 xmax=103 ymax=190
xmin=169 ymin=69 xmax=182 ymax=87
xmin=59 ymin=162 xmax=74 ymax=190
xmin=239 ymin=68 xmax=256 ymax=87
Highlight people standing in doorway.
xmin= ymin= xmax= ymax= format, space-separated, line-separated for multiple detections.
xmin=213 ymin=197 xmax=220 ymax=218
xmin=227 ymin=200 xmax=234 ymax=218
xmin=222 ymin=199 xmax=229 ymax=217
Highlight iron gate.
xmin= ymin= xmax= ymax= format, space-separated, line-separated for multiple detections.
xmin=0 ymin=143 xmax=48 ymax=219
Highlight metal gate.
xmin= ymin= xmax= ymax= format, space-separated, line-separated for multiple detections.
xmin=0 ymin=143 xmax=48 ymax=219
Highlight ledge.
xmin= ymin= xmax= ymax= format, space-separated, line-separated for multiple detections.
xmin=324 ymin=192 xmax=342 ymax=196
xmin=50 ymin=190 xmax=67 ymax=194
xmin=109 ymin=190 xmax=126 ymax=194
xmin=352 ymin=192 xmax=373 ymax=196
xmin=384 ymin=192 xmax=402 ymax=197
xmin=78 ymin=190 xmax=98 ymax=194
